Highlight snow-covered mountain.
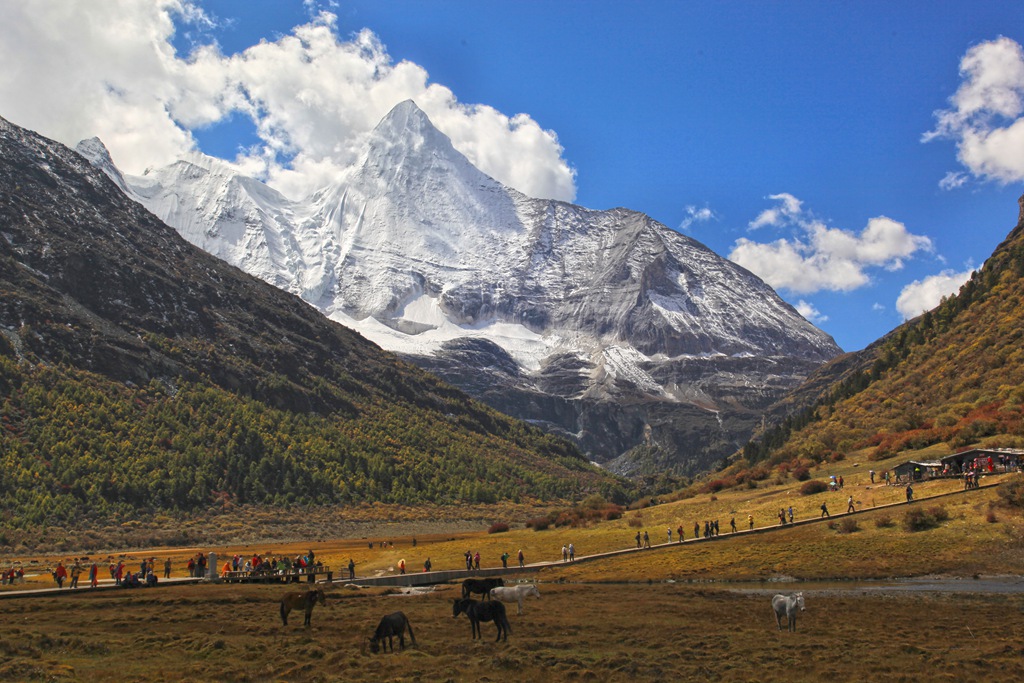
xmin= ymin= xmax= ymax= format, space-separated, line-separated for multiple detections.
xmin=79 ymin=100 xmax=841 ymax=475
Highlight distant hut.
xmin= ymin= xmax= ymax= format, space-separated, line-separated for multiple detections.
xmin=892 ymin=460 xmax=942 ymax=484
xmin=940 ymin=448 xmax=1024 ymax=475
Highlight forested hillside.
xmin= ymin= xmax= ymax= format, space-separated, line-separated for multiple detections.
xmin=0 ymin=116 xmax=626 ymax=530
xmin=741 ymin=196 xmax=1024 ymax=468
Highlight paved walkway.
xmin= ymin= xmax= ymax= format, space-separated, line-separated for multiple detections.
xmin=0 ymin=480 xmax=1003 ymax=599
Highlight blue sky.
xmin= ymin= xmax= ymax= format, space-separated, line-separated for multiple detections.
xmin=3 ymin=1 xmax=1024 ymax=352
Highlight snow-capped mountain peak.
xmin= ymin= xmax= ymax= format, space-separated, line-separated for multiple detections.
xmin=84 ymin=99 xmax=841 ymax=474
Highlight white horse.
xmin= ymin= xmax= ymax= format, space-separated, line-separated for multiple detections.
xmin=771 ymin=592 xmax=805 ymax=632
xmin=488 ymin=584 xmax=541 ymax=615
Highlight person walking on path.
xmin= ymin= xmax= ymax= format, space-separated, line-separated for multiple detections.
xmin=54 ymin=562 xmax=67 ymax=588
xmin=501 ymin=551 xmax=509 ymax=569
xmin=642 ymin=531 xmax=651 ymax=548
xmin=517 ymin=549 xmax=525 ymax=568
xmin=730 ymin=518 xmax=737 ymax=533
xmin=748 ymin=514 xmax=754 ymax=530
xmin=847 ymin=496 xmax=855 ymax=513
xmin=694 ymin=521 xmax=700 ymax=539
xmin=163 ymin=557 xmax=171 ymax=579
xmin=788 ymin=506 xmax=794 ymax=524
xmin=423 ymin=557 xmax=432 ymax=572
xmin=820 ymin=502 xmax=830 ymax=518
xmin=568 ymin=543 xmax=575 ymax=562
xmin=906 ymin=484 xmax=914 ymax=502
xmin=474 ymin=552 xmax=481 ymax=570
xmin=635 ymin=531 xmax=642 ymax=549
xmin=667 ymin=528 xmax=673 ymax=543
xmin=677 ymin=525 xmax=684 ymax=543
xmin=348 ymin=558 xmax=356 ymax=580
xmin=561 ymin=545 xmax=568 ymax=562
xmin=70 ymin=561 xmax=81 ymax=589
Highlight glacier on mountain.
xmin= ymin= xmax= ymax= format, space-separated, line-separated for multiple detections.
xmin=78 ymin=99 xmax=841 ymax=474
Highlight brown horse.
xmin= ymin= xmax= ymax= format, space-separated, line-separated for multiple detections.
xmin=280 ymin=588 xmax=326 ymax=627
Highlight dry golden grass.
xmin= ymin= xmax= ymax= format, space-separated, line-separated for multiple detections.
xmin=3 ymin=467 xmax=1024 ymax=681
xmin=5 ymin=465 xmax=1021 ymax=590
xmin=2 ymin=581 xmax=1023 ymax=682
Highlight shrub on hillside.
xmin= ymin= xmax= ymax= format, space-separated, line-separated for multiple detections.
xmin=702 ymin=478 xmax=734 ymax=494
xmin=603 ymin=507 xmax=623 ymax=521
xmin=525 ymin=516 xmax=551 ymax=531
xmin=791 ymin=466 xmax=811 ymax=481
xmin=799 ymin=480 xmax=829 ymax=496
xmin=996 ymin=478 xmax=1024 ymax=508
xmin=902 ymin=505 xmax=949 ymax=532
xmin=874 ymin=514 xmax=894 ymax=528
xmin=837 ymin=517 xmax=859 ymax=534
xmin=488 ymin=522 xmax=510 ymax=534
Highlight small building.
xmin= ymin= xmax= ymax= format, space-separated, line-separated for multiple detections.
xmin=940 ymin=448 xmax=1023 ymax=474
xmin=892 ymin=460 xmax=943 ymax=483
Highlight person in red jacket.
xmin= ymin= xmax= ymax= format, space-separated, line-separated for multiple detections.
xmin=53 ymin=561 xmax=68 ymax=588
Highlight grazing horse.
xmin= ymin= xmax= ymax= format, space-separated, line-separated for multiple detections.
xmin=452 ymin=598 xmax=512 ymax=641
xmin=461 ymin=577 xmax=504 ymax=600
xmin=367 ymin=611 xmax=416 ymax=653
xmin=280 ymin=588 xmax=326 ymax=627
xmin=771 ymin=592 xmax=805 ymax=632
xmin=488 ymin=584 xmax=541 ymax=615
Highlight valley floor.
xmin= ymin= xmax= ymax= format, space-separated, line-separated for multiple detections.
xmin=2 ymin=580 xmax=1023 ymax=682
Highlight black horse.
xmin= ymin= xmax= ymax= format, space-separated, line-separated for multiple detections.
xmin=452 ymin=598 xmax=512 ymax=641
xmin=367 ymin=611 xmax=416 ymax=653
xmin=461 ymin=577 xmax=504 ymax=599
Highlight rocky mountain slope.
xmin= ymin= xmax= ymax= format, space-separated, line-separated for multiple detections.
xmin=83 ymin=100 xmax=841 ymax=475
xmin=0 ymin=114 xmax=625 ymax=527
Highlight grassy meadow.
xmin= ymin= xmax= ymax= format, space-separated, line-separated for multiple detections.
xmin=3 ymin=453 xmax=1024 ymax=681
xmin=3 ymin=578 xmax=1023 ymax=682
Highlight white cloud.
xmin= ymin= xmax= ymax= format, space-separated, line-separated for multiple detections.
xmin=0 ymin=1 xmax=576 ymax=201
xmin=925 ymin=36 xmax=1024 ymax=186
xmin=749 ymin=192 xmax=803 ymax=229
xmin=895 ymin=268 xmax=976 ymax=320
xmin=678 ymin=204 xmax=715 ymax=231
xmin=795 ymin=300 xmax=827 ymax=324
xmin=938 ymin=171 xmax=968 ymax=190
xmin=729 ymin=194 xmax=933 ymax=294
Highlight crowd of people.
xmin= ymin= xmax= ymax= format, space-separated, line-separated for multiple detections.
xmin=44 ymin=557 xmax=161 ymax=589
xmin=1 ymin=566 xmax=25 ymax=585
xmin=219 ymin=550 xmax=323 ymax=578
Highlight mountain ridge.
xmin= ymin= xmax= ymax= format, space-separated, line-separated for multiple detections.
xmin=81 ymin=100 xmax=841 ymax=474
xmin=0 ymin=113 xmax=626 ymax=528
xmin=740 ymin=194 xmax=1024 ymax=467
